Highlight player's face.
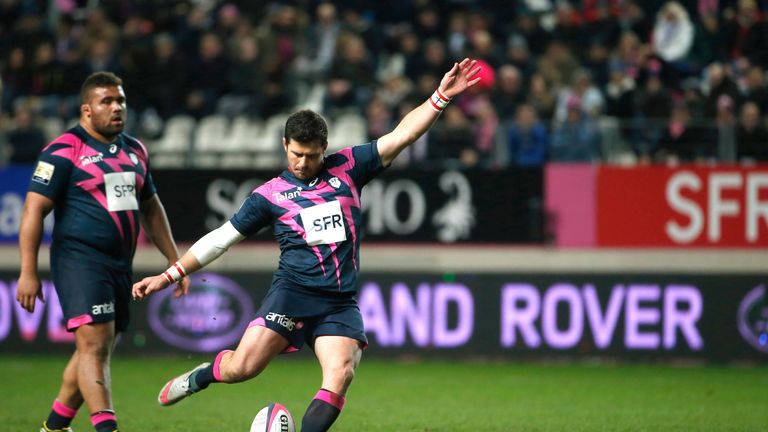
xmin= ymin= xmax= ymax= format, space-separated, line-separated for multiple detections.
xmin=82 ymin=85 xmax=126 ymax=140
xmin=284 ymin=138 xmax=326 ymax=180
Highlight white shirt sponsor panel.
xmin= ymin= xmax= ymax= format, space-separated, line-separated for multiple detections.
xmin=105 ymin=171 xmax=138 ymax=211
xmin=300 ymin=200 xmax=347 ymax=246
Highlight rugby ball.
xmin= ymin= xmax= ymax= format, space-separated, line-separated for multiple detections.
xmin=250 ymin=402 xmax=296 ymax=432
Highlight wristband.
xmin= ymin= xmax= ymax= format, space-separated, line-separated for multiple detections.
xmin=162 ymin=261 xmax=187 ymax=283
xmin=428 ymin=88 xmax=451 ymax=112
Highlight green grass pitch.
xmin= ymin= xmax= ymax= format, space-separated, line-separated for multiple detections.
xmin=0 ymin=354 xmax=765 ymax=431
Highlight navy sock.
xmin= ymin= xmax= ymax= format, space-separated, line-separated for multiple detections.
xmin=190 ymin=363 xmax=217 ymax=392
xmin=301 ymin=389 xmax=345 ymax=432
xmin=46 ymin=400 xmax=77 ymax=429
xmin=91 ymin=410 xmax=118 ymax=432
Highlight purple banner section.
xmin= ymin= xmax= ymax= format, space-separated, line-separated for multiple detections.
xmin=0 ymin=271 xmax=766 ymax=362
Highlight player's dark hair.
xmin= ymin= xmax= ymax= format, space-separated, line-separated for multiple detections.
xmin=284 ymin=110 xmax=328 ymax=146
xmin=80 ymin=71 xmax=123 ymax=103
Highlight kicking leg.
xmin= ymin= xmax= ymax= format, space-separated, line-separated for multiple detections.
xmin=301 ymin=336 xmax=362 ymax=432
xmin=158 ymin=325 xmax=290 ymax=406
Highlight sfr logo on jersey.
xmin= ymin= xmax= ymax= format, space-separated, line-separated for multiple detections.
xmin=265 ymin=312 xmax=302 ymax=331
xmin=104 ymin=172 xmax=139 ymax=212
xmin=299 ymin=200 xmax=347 ymax=246
xmin=92 ymin=301 xmax=115 ymax=315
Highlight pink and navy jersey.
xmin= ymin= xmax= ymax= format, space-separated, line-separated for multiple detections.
xmin=27 ymin=125 xmax=157 ymax=270
xmin=230 ymin=141 xmax=385 ymax=293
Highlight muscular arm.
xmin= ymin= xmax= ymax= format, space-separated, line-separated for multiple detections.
xmin=377 ymin=58 xmax=481 ymax=166
xmin=17 ymin=192 xmax=54 ymax=312
xmin=140 ymin=194 xmax=190 ymax=297
xmin=139 ymin=194 xmax=181 ymax=264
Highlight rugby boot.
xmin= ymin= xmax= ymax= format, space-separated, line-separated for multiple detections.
xmin=158 ymin=362 xmax=210 ymax=406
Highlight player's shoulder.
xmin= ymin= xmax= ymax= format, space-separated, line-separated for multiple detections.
xmin=121 ymin=133 xmax=149 ymax=159
xmin=40 ymin=126 xmax=87 ymax=157
xmin=252 ymin=176 xmax=286 ymax=199
xmin=326 ymin=141 xmax=377 ymax=168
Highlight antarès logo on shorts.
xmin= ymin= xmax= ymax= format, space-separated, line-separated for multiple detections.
xmin=738 ymin=284 xmax=768 ymax=354
xmin=91 ymin=301 xmax=114 ymax=315
xmin=265 ymin=312 xmax=302 ymax=331
xmin=148 ymin=273 xmax=254 ymax=352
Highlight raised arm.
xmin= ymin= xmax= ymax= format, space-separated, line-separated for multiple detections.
xmin=132 ymin=221 xmax=245 ymax=300
xmin=377 ymin=58 xmax=481 ymax=166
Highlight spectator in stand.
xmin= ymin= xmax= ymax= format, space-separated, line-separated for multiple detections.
xmin=428 ymin=104 xmax=475 ymax=168
xmin=655 ymin=102 xmax=713 ymax=163
xmin=550 ymin=95 xmax=602 ymax=162
xmin=703 ymin=62 xmax=742 ymax=118
xmin=635 ymin=67 xmax=673 ymax=158
xmin=219 ymin=35 xmax=268 ymax=117
xmin=422 ymin=39 xmax=454 ymax=79
xmin=554 ymin=69 xmax=604 ymax=125
xmin=513 ymin=8 xmax=549 ymax=56
xmin=491 ymin=64 xmax=526 ymax=122
xmin=506 ymin=103 xmax=549 ymax=167
xmin=736 ymin=101 xmax=768 ymax=161
xmin=365 ymin=96 xmax=393 ymax=142
xmin=145 ymin=33 xmax=188 ymax=120
xmin=688 ymin=11 xmax=728 ymax=71
xmin=537 ymin=39 xmax=580 ymax=90
xmin=185 ymin=33 xmax=230 ymax=119
xmin=468 ymin=30 xmax=505 ymax=68
xmin=446 ymin=12 xmax=468 ymax=60
xmin=6 ymin=105 xmax=47 ymax=164
xmin=651 ymin=2 xmax=694 ymax=66
xmin=323 ymin=34 xmax=376 ymax=117
xmin=742 ymin=65 xmax=768 ymax=112
xmin=505 ymin=34 xmax=533 ymax=80
xmin=294 ymin=2 xmax=342 ymax=83
xmin=2 ymin=47 xmax=30 ymax=112
xmin=526 ymin=73 xmax=557 ymax=122
xmin=583 ymin=38 xmax=611 ymax=88
xmin=85 ymin=39 xmax=122 ymax=76
xmin=723 ymin=0 xmax=768 ymax=68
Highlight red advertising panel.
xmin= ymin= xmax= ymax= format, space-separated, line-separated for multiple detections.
xmin=597 ymin=165 xmax=768 ymax=247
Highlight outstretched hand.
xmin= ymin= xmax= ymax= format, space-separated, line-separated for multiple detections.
xmin=133 ymin=274 xmax=174 ymax=300
xmin=438 ymin=58 xmax=482 ymax=99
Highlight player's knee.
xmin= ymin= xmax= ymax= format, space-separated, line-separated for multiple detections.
xmin=76 ymin=339 xmax=111 ymax=360
xmin=327 ymin=359 xmax=356 ymax=388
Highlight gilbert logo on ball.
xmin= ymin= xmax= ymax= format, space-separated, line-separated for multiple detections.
xmin=251 ymin=402 xmax=295 ymax=432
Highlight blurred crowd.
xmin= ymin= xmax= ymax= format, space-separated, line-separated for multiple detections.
xmin=2 ymin=0 xmax=768 ymax=168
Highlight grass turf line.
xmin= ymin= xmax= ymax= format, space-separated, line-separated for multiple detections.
xmin=0 ymin=355 xmax=765 ymax=431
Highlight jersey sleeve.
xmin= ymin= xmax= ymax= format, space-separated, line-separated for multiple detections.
xmin=348 ymin=140 xmax=386 ymax=187
xmin=27 ymin=143 xmax=75 ymax=201
xmin=229 ymin=192 xmax=273 ymax=237
xmin=141 ymin=167 xmax=158 ymax=201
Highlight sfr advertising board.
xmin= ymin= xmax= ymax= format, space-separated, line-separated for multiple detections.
xmin=596 ymin=166 xmax=768 ymax=247
xmin=0 ymin=271 xmax=765 ymax=362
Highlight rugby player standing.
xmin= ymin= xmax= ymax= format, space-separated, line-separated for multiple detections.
xmin=132 ymin=58 xmax=481 ymax=432
xmin=17 ymin=72 xmax=189 ymax=432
